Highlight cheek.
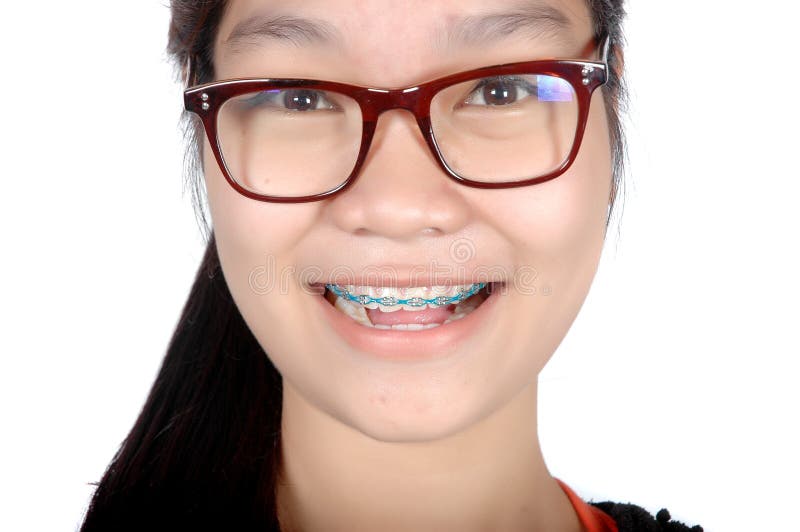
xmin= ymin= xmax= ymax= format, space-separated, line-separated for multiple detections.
xmin=481 ymin=90 xmax=612 ymax=369
xmin=547 ymin=90 xmax=612 ymax=266
xmin=508 ymin=89 xmax=612 ymax=263
xmin=201 ymin=137 xmax=321 ymax=335
xmin=202 ymin=136 xmax=320 ymax=262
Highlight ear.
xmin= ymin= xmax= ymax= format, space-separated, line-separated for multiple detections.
xmin=606 ymin=43 xmax=625 ymax=210
xmin=605 ymin=38 xmax=625 ymax=101
xmin=608 ymin=178 xmax=617 ymax=208
xmin=611 ymin=43 xmax=625 ymax=83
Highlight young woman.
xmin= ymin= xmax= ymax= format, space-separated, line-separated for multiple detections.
xmin=81 ymin=1 xmax=701 ymax=530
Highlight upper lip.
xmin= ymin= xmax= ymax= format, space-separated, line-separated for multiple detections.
xmin=303 ymin=266 xmax=508 ymax=288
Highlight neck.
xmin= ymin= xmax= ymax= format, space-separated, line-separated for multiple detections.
xmin=275 ymin=380 xmax=581 ymax=532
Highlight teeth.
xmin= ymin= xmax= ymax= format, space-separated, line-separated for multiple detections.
xmin=361 ymin=322 xmax=443 ymax=331
xmin=444 ymin=312 xmax=467 ymax=324
xmin=333 ymin=293 xmax=372 ymax=326
xmin=333 ymin=283 xmax=482 ymax=310
xmin=327 ymin=283 xmax=491 ymax=331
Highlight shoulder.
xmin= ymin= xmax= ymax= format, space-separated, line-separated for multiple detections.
xmin=590 ymin=501 xmax=704 ymax=532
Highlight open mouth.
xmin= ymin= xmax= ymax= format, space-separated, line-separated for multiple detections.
xmin=321 ymin=282 xmax=501 ymax=331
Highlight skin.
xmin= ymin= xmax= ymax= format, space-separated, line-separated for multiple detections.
xmin=205 ymin=0 xmax=613 ymax=530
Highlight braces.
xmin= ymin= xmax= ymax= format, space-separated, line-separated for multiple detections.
xmin=326 ymin=283 xmax=487 ymax=308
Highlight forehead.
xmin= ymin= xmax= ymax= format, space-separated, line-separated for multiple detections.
xmin=215 ymin=0 xmax=594 ymax=84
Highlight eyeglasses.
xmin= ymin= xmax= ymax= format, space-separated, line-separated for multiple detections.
xmin=184 ymin=37 xmax=610 ymax=203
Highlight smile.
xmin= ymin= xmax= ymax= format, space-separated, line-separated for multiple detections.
xmin=323 ymin=282 xmax=495 ymax=331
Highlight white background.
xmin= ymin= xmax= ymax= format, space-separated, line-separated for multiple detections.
xmin=1 ymin=2 xmax=798 ymax=531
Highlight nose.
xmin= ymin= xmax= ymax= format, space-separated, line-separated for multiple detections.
xmin=326 ymin=109 xmax=470 ymax=240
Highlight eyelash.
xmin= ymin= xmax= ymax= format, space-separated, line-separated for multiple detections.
xmin=242 ymin=89 xmax=339 ymax=112
xmin=461 ymin=76 xmax=538 ymax=107
xmin=240 ymin=75 xmax=539 ymax=113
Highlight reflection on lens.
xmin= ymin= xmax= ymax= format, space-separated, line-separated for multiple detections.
xmin=217 ymin=87 xmax=362 ymax=197
xmin=430 ymin=74 xmax=578 ymax=182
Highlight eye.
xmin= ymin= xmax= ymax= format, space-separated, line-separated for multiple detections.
xmin=461 ymin=76 xmax=536 ymax=107
xmin=243 ymin=88 xmax=339 ymax=112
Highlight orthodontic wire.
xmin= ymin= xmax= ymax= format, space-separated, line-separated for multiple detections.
xmin=325 ymin=282 xmax=487 ymax=308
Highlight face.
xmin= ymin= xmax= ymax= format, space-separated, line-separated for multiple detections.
xmin=205 ymin=0 xmax=612 ymax=442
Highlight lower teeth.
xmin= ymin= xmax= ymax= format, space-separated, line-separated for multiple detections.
xmin=374 ymin=323 xmax=443 ymax=331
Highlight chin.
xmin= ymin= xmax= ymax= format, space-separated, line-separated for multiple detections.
xmin=338 ymin=394 xmax=490 ymax=444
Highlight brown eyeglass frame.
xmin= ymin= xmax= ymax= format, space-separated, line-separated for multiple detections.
xmin=184 ymin=36 xmax=610 ymax=203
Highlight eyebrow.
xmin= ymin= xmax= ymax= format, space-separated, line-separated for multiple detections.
xmin=447 ymin=2 xmax=573 ymax=48
xmin=222 ymin=1 xmax=573 ymax=55
xmin=224 ymin=14 xmax=342 ymax=54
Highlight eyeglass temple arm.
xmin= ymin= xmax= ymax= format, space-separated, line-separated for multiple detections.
xmin=599 ymin=34 xmax=612 ymax=68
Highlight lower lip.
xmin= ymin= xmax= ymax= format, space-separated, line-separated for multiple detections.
xmin=313 ymin=286 xmax=502 ymax=362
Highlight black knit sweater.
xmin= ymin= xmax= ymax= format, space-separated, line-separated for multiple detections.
xmin=590 ymin=502 xmax=704 ymax=531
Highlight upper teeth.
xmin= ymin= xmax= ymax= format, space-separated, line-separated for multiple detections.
xmin=327 ymin=283 xmax=485 ymax=310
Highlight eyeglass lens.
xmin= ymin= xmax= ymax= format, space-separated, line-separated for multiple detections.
xmin=216 ymin=73 xmax=578 ymax=198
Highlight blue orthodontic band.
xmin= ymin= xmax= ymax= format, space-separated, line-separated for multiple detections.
xmin=326 ymin=282 xmax=487 ymax=308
